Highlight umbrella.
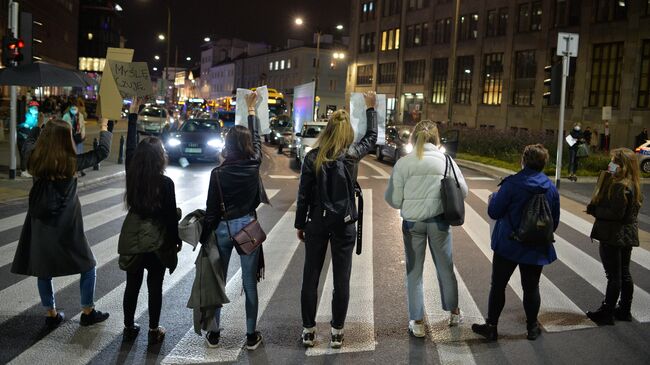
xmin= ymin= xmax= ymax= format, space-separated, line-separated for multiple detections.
xmin=0 ymin=61 xmax=98 ymax=87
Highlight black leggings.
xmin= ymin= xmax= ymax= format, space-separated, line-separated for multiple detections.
xmin=487 ymin=253 xmax=543 ymax=326
xmin=123 ymin=252 xmax=166 ymax=329
xmin=599 ymin=243 xmax=633 ymax=308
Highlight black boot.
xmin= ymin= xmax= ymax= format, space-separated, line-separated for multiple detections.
xmin=472 ymin=323 xmax=498 ymax=341
xmin=613 ymin=302 xmax=632 ymax=322
xmin=526 ymin=322 xmax=541 ymax=341
xmin=586 ymin=302 xmax=614 ymax=326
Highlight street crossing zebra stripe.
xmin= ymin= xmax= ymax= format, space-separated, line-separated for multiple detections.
xmin=360 ymin=159 xmax=391 ymax=178
xmin=0 ymin=188 xmax=125 ymax=234
xmin=306 ymin=189 xmax=374 ymax=356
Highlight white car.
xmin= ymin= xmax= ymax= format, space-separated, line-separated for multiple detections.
xmin=295 ymin=121 xmax=328 ymax=166
xmin=635 ymin=139 xmax=650 ymax=173
xmin=136 ymin=106 xmax=173 ymax=135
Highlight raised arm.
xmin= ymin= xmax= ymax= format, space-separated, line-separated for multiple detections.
xmin=347 ymin=91 xmax=378 ymax=161
xmin=244 ymin=92 xmax=262 ymax=163
xmin=77 ymin=118 xmax=112 ymax=171
xmin=125 ymin=98 xmax=143 ymax=171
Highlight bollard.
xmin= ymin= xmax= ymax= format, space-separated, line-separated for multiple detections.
xmin=93 ymin=137 xmax=100 ymax=170
xmin=117 ymin=135 xmax=125 ymax=164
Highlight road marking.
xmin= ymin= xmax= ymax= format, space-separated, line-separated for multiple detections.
xmin=269 ymin=175 xmax=298 ymax=179
xmin=360 ymin=159 xmax=391 ymax=179
xmin=0 ymin=188 xmax=124 ymax=234
xmin=462 ymin=201 xmax=596 ymax=332
xmin=465 ymin=177 xmax=495 ymax=181
xmin=306 ymin=190 xmax=374 ymax=356
xmin=162 ymin=198 xmax=295 ymax=364
xmin=357 ymin=176 xmax=369 ymax=180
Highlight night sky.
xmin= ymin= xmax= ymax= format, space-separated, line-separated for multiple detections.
xmin=121 ymin=0 xmax=350 ymax=68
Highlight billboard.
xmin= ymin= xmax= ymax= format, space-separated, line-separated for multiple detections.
xmin=293 ymin=81 xmax=315 ymax=134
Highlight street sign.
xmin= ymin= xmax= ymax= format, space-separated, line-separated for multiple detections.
xmin=602 ymin=106 xmax=612 ymax=121
xmin=557 ymin=33 xmax=579 ymax=57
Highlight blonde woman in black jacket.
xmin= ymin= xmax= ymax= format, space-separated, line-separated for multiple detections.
xmin=586 ymin=148 xmax=643 ymax=325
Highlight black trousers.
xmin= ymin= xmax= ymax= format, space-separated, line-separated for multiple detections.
xmin=599 ymin=243 xmax=634 ymax=309
xmin=487 ymin=253 xmax=543 ymax=326
xmin=123 ymin=252 xmax=166 ymax=329
xmin=301 ymin=220 xmax=356 ymax=329
xmin=17 ymin=136 xmax=26 ymax=172
xmin=568 ymin=148 xmax=579 ymax=175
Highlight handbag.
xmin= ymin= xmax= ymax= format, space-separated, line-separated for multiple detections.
xmin=577 ymin=143 xmax=589 ymax=158
xmin=214 ymin=169 xmax=266 ymax=255
xmin=440 ymin=154 xmax=465 ymax=226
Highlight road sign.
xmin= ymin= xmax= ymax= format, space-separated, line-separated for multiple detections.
xmin=557 ymin=33 xmax=579 ymax=57
xmin=602 ymin=106 xmax=612 ymax=121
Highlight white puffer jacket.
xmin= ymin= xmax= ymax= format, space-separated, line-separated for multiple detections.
xmin=385 ymin=143 xmax=468 ymax=221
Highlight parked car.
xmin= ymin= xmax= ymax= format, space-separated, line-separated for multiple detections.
xmin=376 ymin=125 xmax=413 ymax=163
xmin=295 ymin=121 xmax=328 ymax=166
xmin=165 ymin=118 xmax=225 ymax=162
xmin=136 ymin=106 xmax=173 ymax=135
xmin=635 ymin=139 xmax=650 ymax=173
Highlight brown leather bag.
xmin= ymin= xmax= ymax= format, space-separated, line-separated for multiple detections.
xmin=215 ymin=169 xmax=266 ymax=255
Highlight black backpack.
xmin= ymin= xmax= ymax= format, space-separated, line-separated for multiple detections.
xmin=318 ymin=156 xmax=359 ymax=225
xmin=510 ymin=192 xmax=555 ymax=246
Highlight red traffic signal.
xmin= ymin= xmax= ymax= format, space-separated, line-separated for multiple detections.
xmin=17 ymin=39 xmax=24 ymax=48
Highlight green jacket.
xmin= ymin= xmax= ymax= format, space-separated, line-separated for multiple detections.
xmin=118 ymin=211 xmax=178 ymax=273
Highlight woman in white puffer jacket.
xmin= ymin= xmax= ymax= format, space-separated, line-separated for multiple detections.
xmin=385 ymin=120 xmax=468 ymax=338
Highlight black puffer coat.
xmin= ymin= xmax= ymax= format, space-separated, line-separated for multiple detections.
xmin=587 ymin=181 xmax=641 ymax=247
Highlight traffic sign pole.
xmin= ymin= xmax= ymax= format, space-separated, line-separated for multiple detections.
xmin=8 ymin=0 xmax=19 ymax=179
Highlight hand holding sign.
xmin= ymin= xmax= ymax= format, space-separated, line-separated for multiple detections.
xmin=244 ymin=91 xmax=259 ymax=111
xmin=363 ymin=91 xmax=377 ymax=109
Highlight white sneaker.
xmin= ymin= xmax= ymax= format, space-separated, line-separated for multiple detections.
xmin=408 ymin=320 xmax=426 ymax=338
xmin=21 ymin=171 xmax=32 ymax=178
xmin=330 ymin=327 xmax=344 ymax=349
xmin=302 ymin=327 xmax=315 ymax=347
xmin=448 ymin=310 xmax=463 ymax=327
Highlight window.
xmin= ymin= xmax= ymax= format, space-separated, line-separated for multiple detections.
xmin=482 ymin=53 xmax=504 ymax=105
xmin=406 ymin=23 xmax=428 ymax=47
xmin=269 ymin=62 xmax=273 ymax=71
xmin=589 ymin=42 xmax=623 ymax=107
xmin=497 ymin=7 xmax=508 ymax=35
xmin=553 ymin=0 xmax=581 ymax=27
xmin=381 ymin=28 xmax=400 ymax=51
xmin=594 ymin=0 xmax=627 ymax=22
xmin=486 ymin=8 xmax=508 ymax=37
xmin=359 ymin=33 xmax=376 ymax=53
xmin=639 ymin=41 xmax=650 ymax=108
xmin=383 ymin=0 xmax=401 ymax=16
xmin=487 ymin=9 xmax=497 ymax=37
xmin=280 ymin=60 xmax=285 ymax=70
xmin=329 ymin=79 xmax=337 ymax=91
xmin=408 ymin=0 xmax=428 ymax=11
xmin=431 ymin=58 xmax=448 ymax=104
xmin=360 ymin=1 xmax=376 ymax=22
xmin=647 ymin=0 xmax=650 ymax=15
xmin=287 ymin=59 xmax=291 ymax=69
xmin=454 ymin=56 xmax=474 ymax=104
xmin=512 ymin=50 xmax=537 ymax=106
xmin=357 ymin=64 xmax=374 ymax=85
xmin=518 ymin=3 xmax=530 ymax=32
xmin=518 ymin=2 xmax=542 ymax=32
xmin=404 ymin=59 xmax=426 ymax=84
xmin=531 ymin=2 xmax=542 ymax=30
xmin=458 ymin=13 xmax=479 ymax=41
xmin=378 ymin=62 xmax=397 ymax=84
xmin=434 ymin=18 xmax=452 ymax=44
xmin=274 ymin=61 xmax=279 ymax=70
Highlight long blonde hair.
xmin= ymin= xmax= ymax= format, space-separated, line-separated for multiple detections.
xmin=314 ymin=110 xmax=354 ymax=171
xmin=411 ymin=120 xmax=441 ymax=159
xmin=593 ymin=148 xmax=643 ymax=205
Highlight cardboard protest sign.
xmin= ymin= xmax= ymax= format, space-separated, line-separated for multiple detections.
xmin=108 ymin=61 xmax=153 ymax=98
xmin=350 ymin=93 xmax=386 ymax=144
xmin=99 ymin=47 xmax=134 ymax=120
xmin=235 ymin=86 xmax=270 ymax=134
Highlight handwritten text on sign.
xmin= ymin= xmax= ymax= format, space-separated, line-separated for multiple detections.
xmin=109 ymin=61 xmax=154 ymax=97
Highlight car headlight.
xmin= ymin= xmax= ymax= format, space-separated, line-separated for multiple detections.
xmin=167 ymin=138 xmax=181 ymax=147
xmin=208 ymin=139 xmax=224 ymax=148
xmin=439 ymin=145 xmax=447 ymax=154
xmin=276 ymin=132 xmax=282 ymax=137
xmin=404 ymin=143 xmax=413 ymax=154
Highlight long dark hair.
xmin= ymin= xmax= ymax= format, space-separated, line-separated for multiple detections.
xmin=222 ymin=125 xmax=254 ymax=160
xmin=125 ymin=137 xmax=167 ymax=215
xmin=28 ymin=119 xmax=77 ymax=179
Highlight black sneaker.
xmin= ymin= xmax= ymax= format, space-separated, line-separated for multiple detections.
xmin=205 ymin=331 xmax=220 ymax=348
xmin=246 ymin=331 xmax=262 ymax=350
xmin=526 ymin=322 xmax=541 ymax=341
xmin=45 ymin=312 xmax=65 ymax=329
xmin=586 ymin=302 xmax=615 ymax=326
xmin=148 ymin=326 xmax=166 ymax=344
xmin=123 ymin=323 xmax=141 ymax=341
xmin=471 ymin=323 xmax=498 ymax=341
xmin=80 ymin=309 xmax=109 ymax=326
xmin=302 ymin=328 xmax=315 ymax=347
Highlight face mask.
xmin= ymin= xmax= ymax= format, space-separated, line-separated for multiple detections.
xmin=29 ymin=108 xmax=38 ymax=115
xmin=70 ymin=109 xmax=78 ymax=115
xmin=607 ymin=162 xmax=619 ymax=174
xmin=574 ymin=126 xmax=581 ymax=131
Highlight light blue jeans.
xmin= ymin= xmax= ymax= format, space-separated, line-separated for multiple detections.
xmin=402 ymin=219 xmax=459 ymax=320
xmin=37 ymin=266 xmax=96 ymax=309
xmin=210 ymin=215 xmax=260 ymax=335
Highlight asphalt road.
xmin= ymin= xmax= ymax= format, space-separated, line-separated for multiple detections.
xmin=0 ymin=144 xmax=649 ymax=365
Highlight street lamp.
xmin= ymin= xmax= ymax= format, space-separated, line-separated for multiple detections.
xmin=336 ymin=24 xmax=343 ymax=30
xmin=158 ymin=34 xmax=165 ymax=41
xmin=294 ymin=17 xmax=303 ymax=25
xmin=186 ymin=56 xmax=191 ymax=61
xmin=154 ymin=55 xmax=160 ymax=60
xmin=153 ymin=67 xmax=158 ymax=71
xmin=204 ymin=36 xmax=210 ymax=42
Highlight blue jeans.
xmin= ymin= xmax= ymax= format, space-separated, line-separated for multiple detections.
xmin=37 ymin=267 xmax=96 ymax=309
xmin=211 ymin=215 xmax=260 ymax=335
xmin=402 ymin=220 xmax=459 ymax=320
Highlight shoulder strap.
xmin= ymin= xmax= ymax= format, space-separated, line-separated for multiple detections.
xmin=444 ymin=154 xmax=461 ymax=188
xmin=213 ymin=168 xmax=233 ymax=239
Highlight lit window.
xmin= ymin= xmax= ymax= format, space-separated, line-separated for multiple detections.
xmin=281 ymin=60 xmax=285 ymax=69
xmin=275 ymin=61 xmax=279 ymax=70
xmin=287 ymin=59 xmax=291 ymax=69
xmin=87 ymin=33 xmax=93 ymax=40
xmin=269 ymin=62 xmax=273 ymax=71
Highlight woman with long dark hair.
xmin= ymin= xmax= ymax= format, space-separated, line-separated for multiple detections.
xmin=119 ymin=133 xmax=182 ymax=343
xmin=11 ymin=118 xmax=112 ymax=328
xmin=586 ymin=148 xmax=643 ymax=325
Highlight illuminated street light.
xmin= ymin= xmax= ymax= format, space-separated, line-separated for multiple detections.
xmin=294 ymin=17 xmax=303 ymax=26
xmin=204 ymin=37 xmax=211 ymax=42
xmin=153 ymin=67 xmax=158 ymax=71
xmin=186 ymin=56 xmax=191 ymax=61
xmin=114 ymin=4 xmax=123 ymax=11
xmin=336 ymin=24 xmax=343 ymax=30
xmin=158 ymin=34 xmax=165 ymax=41
xmin=154 ymin=55 xmax=160 ymax=60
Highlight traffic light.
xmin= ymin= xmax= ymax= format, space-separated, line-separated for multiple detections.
xmin=2 ymin=36 xmax=24 ymax=66
xmin=543 ymin=63 xmax=562 ymax=106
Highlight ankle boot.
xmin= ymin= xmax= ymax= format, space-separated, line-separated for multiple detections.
xmin=586 ymin=302 xmax=614 ymax=326
xmin=526 ymin=322 xmax=541 ymax=341
xmin=613 ymin=301 xmax=632 ymax=322
xmin=471 ymin=323 xmax=498 ymax=341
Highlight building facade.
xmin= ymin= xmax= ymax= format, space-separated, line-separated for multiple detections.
xmin=208 ymin=62 xmax=235 ymax=100
xmin=77 ymin=0 xmax=123 ymax=72
xmin=347 ymin=0 xmax=650 ymax=147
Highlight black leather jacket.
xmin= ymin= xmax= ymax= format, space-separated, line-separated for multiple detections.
xmin=203 ymin=115 xmax=267 ymax=240
xmin=294 ymin=108 xmax=377 ymax=229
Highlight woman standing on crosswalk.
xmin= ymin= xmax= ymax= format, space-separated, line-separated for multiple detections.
xmin=295 ymin=92 xmax=377 ymax=349
xmin=471 ymin=144 xmax=560 ymax=341
xmin=586 ymin=148 xmax=642 ymax=325
xmin=11 ymin=118 xmax=113 ymax=328
xmin=385 ymin=120 xmax=468 ymax=338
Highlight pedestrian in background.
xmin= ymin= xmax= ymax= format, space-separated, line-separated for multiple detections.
xmin=295 ymin=92 xmax=377 ymax=349
xmin=11 ymin=118 xmax=113 ymax=329
xmin=62 ymin=104 xmax=87 ymax=177
xmin=586 ymin=148 xmax=643 ymax=325
xmin=385 ymin=120 xmax=467 ymax=338
xmin=201 ymin=91 xmax=268 ymax=350
xmin=583 ymin=126 xmax=593 ymax=148
xmin=17 ymin=100 xmax=41 ymax=178
xmin=76 ymin=97 xmax=88 ymax=119
xmin=567 ymin=122 xmax=585 ymax=182
xmin=472 ymin=144 xmax=560 ymax=341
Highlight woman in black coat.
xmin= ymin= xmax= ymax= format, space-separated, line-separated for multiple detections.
xmin=11 ymin=118 xmax=113 ymax=328
xmin=567 ymin=122 xmax=585 ymax=182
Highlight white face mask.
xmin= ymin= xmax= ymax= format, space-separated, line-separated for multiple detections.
xmin=574 ymin=126 xmax=581 ymax=131
xmin=607 ymin=162 xmax=619 ymax=174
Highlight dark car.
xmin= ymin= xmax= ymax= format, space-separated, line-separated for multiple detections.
xmin=165 ymin=119 xmax=224 ymax=162
xmin=376 ymin=125 xmax=413 ymax=162
xmin=217 ymin=111 xmax=236 ymax=127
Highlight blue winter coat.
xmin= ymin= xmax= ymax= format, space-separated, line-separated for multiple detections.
xmin=488 ymin=167 xmax=560 ymax=266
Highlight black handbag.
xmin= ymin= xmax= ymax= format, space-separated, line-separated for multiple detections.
xmin=440 ymin=154 xmax=465 ymax=226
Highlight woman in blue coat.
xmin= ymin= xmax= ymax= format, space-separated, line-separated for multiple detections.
xmin=472 ymin=144 xmax=560 ymax=341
